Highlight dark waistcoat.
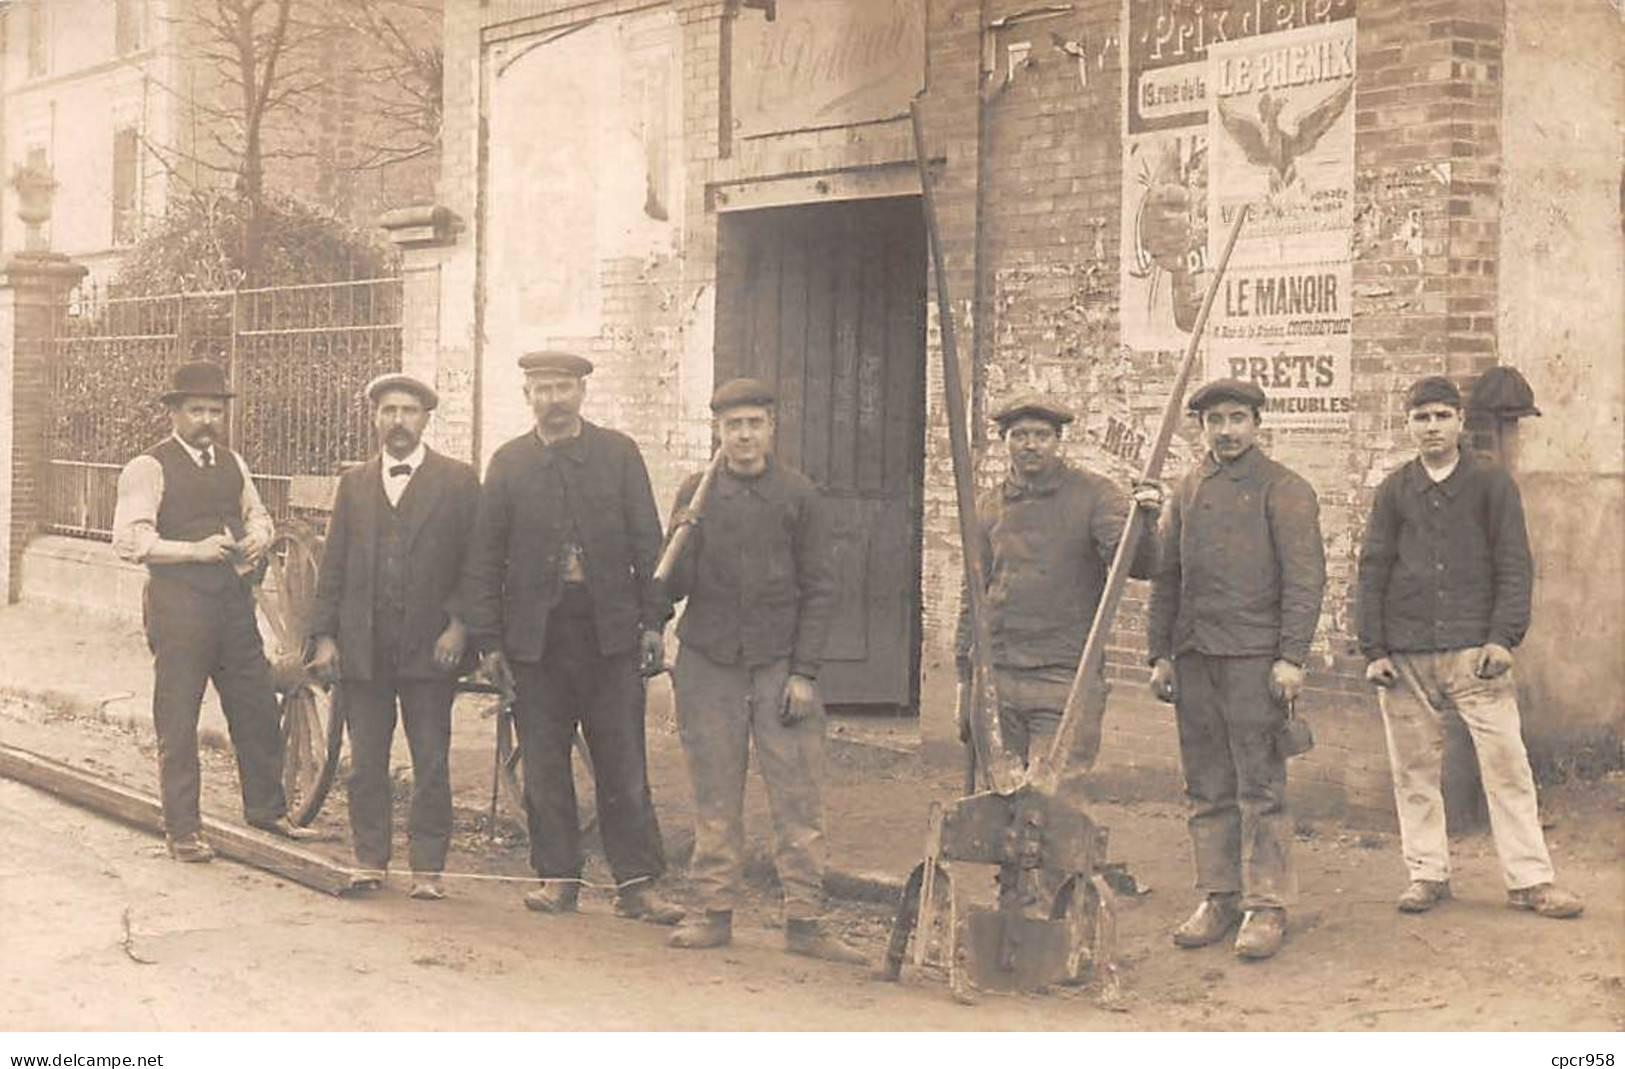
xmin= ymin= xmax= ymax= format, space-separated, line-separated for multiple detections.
xmin=148 ymin=437 xmax=245 ymax=592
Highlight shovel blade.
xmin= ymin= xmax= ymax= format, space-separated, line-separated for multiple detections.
xmin=961 ymin=907 xmax=1071 ymax=993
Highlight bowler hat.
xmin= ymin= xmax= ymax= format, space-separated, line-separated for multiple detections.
xmin=1468 ymin=366 xmax=1540 ymax=418
xmin=364 ymin=372 xmax=439 ymax=411
xmin=991 ymin=392 xmax=1074 ymax=430
xmin=1188 ymin=377 xmax=1266 ymax=413
xmin=1405 ymin=375 xmax=1463 ymax=411
xmin=159 ymin=361 xmax=233 ymax=404
xmin=518 ymin=350 xmax=594 ymax=377
xmin=710 ymin=377 xmax=776 ymax=413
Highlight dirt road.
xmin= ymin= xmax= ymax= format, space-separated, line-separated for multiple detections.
xmin=2 ymin=695 xmax=1620 ymax=1030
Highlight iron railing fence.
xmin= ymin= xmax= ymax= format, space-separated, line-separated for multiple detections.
xmin=47 ymin=277 xmax=403 ymax=539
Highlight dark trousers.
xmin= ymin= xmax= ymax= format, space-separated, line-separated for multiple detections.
xmin=342 ymin=634 xmax=455 ymax=873
xmin=1173 ymin=652 xmax=1293 ymax=909
xmin=510 ymin=587 xmax=666 ymax=885
xmin=143 ymin=576 xmax=287 ymax=838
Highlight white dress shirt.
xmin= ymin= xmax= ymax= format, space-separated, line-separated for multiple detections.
xmin=112 ymin=433 xmax=273 ymax=564
xmin=380 ymin=442 xmax=427 ymax=508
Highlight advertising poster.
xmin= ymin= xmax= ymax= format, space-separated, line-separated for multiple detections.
xmin=1120 ymin=0 xmax=1355 ymax=381
xmin=1205 ymin=19 xmax=1357 ymax=428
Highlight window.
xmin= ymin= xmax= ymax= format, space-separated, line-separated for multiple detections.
xmin=115 ymin=0 xmax=145 ymax=55
xmin=112 ymin=127 xmax=141 ymax=245
xmin=26 ymin=0 xmax=48 ymax=78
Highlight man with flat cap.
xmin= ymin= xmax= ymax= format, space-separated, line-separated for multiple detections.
xmin=1357 ymin=374 xmax=1582 ymax=919
xmin=660 ymin=377 xmax=863 ymax=964
xmin=955 ymin=393 xmax=1162 ymax=783
xmin=1147 ymin=377 xmax=1325 ymax=960
xmin=113 ymin=361 xmax=309 ymax=861
xmin=308 ymin=373 xmax=479 ymax=899
xmin=461 ymin=351 xmax=681 ymax=923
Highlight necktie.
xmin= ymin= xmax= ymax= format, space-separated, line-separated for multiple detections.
xmin=201 ymin=448 xmax=214 ymax=468
xmin=388 ymin=463 xmax=412 ymax=477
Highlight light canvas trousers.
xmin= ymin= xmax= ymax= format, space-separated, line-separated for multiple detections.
xmin=673 ymin=647 xmax=828 ymax=920
xmin=1380 ymin=649 xmax=1554 ymax=890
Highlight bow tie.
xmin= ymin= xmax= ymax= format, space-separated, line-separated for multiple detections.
xmin=387 ymin=463 xmax=412 ymax=477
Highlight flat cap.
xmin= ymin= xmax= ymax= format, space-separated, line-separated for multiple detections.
xmin=364 ymin=372 xmax=438 ymax=411
xmin=710 ymin=377 xmax=776 ymax=413
xmin=159 ymin=360 xmax=232 ymax=404
xmin=1188 ymin=376 xmax=1267 ymax=413
xmin=1468 ymin=366 xmax=1539 ymax=418
xmin=518 ymin=350 xmax=594 ymax=377
xmin=1406 ymin=374 xmax=1463 ymax=410
xmin=991 ymin=392 xmax=1074 ymax=429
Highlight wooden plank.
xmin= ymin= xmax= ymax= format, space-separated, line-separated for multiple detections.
xmin=829 ymin=212 xmax=862 ymax=493
xmin=776 ymin=208 xmax=811 ymax=472
xmin=0 ymin=743 xmax=362 ymax=896
xmin=855 ymin=221 xmax=888 ymax=493
xmin=800 ymin=210 xmax=838 ymax=486
xmin=746 ymin=211 xmax=783 ymax=392
xmin=882 ymin=199 xmax=926 ymax=494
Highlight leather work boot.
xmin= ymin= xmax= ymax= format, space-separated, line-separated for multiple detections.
xmin=249 ymin=816 xmax=320 ymax=842
xmin=784 ymin=919 xmax=869 ymax=966
xmin=523 ymin=880 xmax=580 ymax=914
xmin=1171 ymin=892 xmax=1242 ymax=948
xmin=409 ymin=873 xmax=447 ymax=901
xmin=669 ymin=910 xmax=733 ymax=949
xmin=1396 ymin=879 xmax=1452 ymax=913
xmin=1506 ymin=883 xmax=1584 ymax=919
xmin=352 ymin=868 xmax=387 ymax=891
xmin=166 ymin=833 xmax=216 ymax=863
xmin=1234 ymin=908 xmax=1287 ymax=960
xmin=614 ymin=884 xmax=684 ymax=925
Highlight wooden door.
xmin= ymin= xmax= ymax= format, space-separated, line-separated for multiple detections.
xmin=713 ymin=196 xmax=926 ymax=708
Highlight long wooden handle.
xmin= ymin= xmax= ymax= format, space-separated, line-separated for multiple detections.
xmin=1032 ymin=203 xmax=1250 ymax=791
xmin=652 ymin=447 xmax=725 ymax=587
xmin=910 ymin=99 xmax=1023 ymax=796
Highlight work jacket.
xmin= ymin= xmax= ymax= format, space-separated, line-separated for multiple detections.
xmin=663 ymin=458 xmax=836 ymax=679
xmin=1148 ymin=445 xmax=1326 ymax=666
xmin=955 ymin=460 xmax=1157 ymax=671
xmin=461 ymin=422 xmax=665 ymax=662
xmin=1355 ymin=453 xmax=1533 ymax=660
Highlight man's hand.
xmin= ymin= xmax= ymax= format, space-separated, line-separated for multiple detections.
xmin=1269 ymin=659 xmax=1306 ymax=705
xmin=1131 ymin=479 xmax=1165 ymax=514
xmin=1364 ymin=657 xmax=1398 ymax=688
xmin=481 ymin=649 xmax=515 ymax=699
xmin=639 ymin=628 xmax=665 ymax=677
xmin=433 ymin=618 xmax=467 ymax=674
xmin=780 ymin=674 xmax=821 ymax=726
xmin=308 ymin=635 xmax=341 ymax=686
xmin=1149 ymin=658 xmax=1177 ymax=704
xmin=192 ymin=533 xmax=237 ymax=563
xmin=1476 ymin=642 xmax=1514 ymax=679
xmin=237 ymin=528 xmax=270 ymax=566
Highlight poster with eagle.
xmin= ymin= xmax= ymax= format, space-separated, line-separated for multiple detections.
xmin=1119 ymin=0 xmax=1355 ymax=355
xmin=1205 ymin=19 xmax=1357 ymax=429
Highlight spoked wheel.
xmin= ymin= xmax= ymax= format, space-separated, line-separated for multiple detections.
xmin=281 ymin=681 xmax=345 ymax=825
xmin=254 ymin=523 xmax=344 ymax=826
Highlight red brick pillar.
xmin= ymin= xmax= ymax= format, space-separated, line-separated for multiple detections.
xmin=0 ymin=252 xmax=87 ymax=603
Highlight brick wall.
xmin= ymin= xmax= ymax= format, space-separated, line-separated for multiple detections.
xmin=432 ymin=0 xmax=1525 ymax=822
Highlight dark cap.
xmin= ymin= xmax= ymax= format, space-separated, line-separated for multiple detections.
xmin=1405 ymin=374 xmax=1463 ymax=410
xmin=1188 ymin=377 xmax=1267 ymax=413
xmin=159 ymin=361 xmax=233 ymax=404
xmin=518 ymin=350 xmax=594 ymax=377
xmin=1468 ymin=366 xmax=1539 ymax=418
xmin=364 ymin=372 xmax=438 ymax=411
xmin=710 ymin=377 xmax=776 ymax=413
xmin=991 ymin=392 xmax=1074 ymax=430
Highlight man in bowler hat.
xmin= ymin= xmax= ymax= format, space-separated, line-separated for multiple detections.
xmin=309 ymin=373 xmax=480 ymax=899
xmin=1147 ymin=377 xmax=1326 ymax=960
xmin=113 ymin=361 xmax=309 ymax=860
xmin=462 ymin=351 xmax=682 ymax=923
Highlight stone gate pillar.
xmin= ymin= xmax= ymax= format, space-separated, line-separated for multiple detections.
xmin=379 ymin=206 xmax=467 ymax=463
xmin=0 ymin=251 xmax=88 ymax=603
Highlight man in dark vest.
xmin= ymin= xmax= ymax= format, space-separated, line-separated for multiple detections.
xmin=112 ymin=361 xmax=309 ymax=861
xmin=462 ymin=351 xmax=681 ymax=924
xmin=308 ymin=373 xmax=480 ymax=900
